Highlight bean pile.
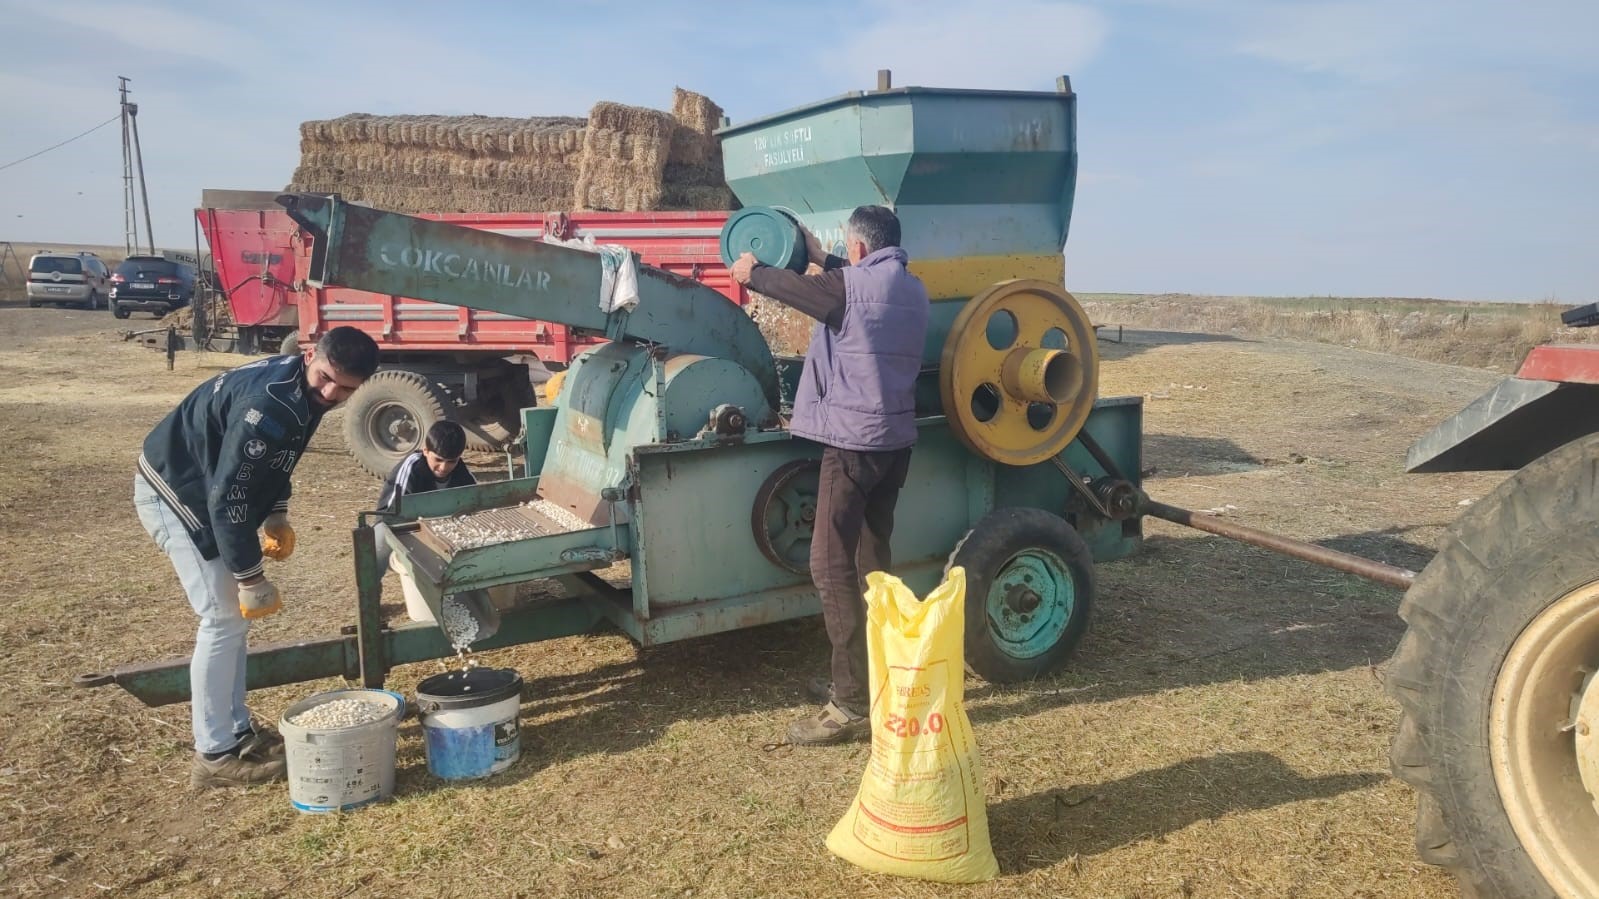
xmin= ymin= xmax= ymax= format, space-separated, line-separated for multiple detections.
xmin=428 ymin=514 xmax=539 ymax=549
xmin=526 ymin=498 xmax=590 ymax=533
xmin=289 ymin=697 xmax=391 ymax=729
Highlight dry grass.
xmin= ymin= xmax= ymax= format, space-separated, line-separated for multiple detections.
xmin=0 ymin=306 xmax=1514 ymax=898
xmin=1081 ymin=293 xmax=1594 ymax=373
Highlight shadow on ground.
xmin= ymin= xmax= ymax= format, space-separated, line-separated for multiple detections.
xmin=989 ymin=751 xmax=1385 ymax=872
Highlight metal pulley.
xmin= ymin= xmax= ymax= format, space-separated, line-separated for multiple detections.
xmin=939 ymin=279 xmax=1099 ymax=466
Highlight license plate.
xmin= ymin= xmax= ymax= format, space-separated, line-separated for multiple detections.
xmin=47 ymin=286 xmax=67 ymax=293
xmin=133 ymin=282 xmax=153 ymax=289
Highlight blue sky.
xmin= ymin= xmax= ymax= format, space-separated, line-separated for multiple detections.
xmin=1 ymin=0 xmax=1594 ymax=301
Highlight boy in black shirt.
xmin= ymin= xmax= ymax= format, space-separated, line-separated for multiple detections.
xmin=375 ymin=421 xmax=501 ymax=637
xmin=378 ymin=420 xmax=476 ymax=515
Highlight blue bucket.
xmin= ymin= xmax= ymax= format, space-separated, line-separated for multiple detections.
xmin=415 ymin=667 xmax=524 ymax=780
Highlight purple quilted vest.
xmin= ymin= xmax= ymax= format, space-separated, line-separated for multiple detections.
xmin=789 ymin=246 xmax=929 ymax=451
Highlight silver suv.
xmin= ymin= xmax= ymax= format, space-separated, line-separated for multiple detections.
xmin=26 ymin=251 xmax=112 ymax=310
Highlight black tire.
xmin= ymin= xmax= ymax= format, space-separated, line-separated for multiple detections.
xmin=112 ymin=303 xmax=129 ymax=320
xmin=457 ymin=372 xmax=537 ymax=451
xmin=342 ymin=370 xmax=450 ymax=478
xmin=27 ymin=299 xmax=39 ymax=308
xmin=459 ymin=410 xmax=515 ymax=452
xmin=1386 ymin=433 xmax=1599 ymax=899
xmin=947 ymin=507 xmax=1095 ymax=683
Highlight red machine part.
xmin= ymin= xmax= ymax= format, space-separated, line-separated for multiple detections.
xmin=1515 ymin=344 xmax=1599 ymax=385
xmin=196 ymin=206 xmax=745 ymax=365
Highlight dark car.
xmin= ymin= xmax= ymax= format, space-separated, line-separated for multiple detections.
xmin=111 ymin=256 xmax=194 ymax=319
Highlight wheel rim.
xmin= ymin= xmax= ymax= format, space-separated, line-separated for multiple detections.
xmin=985 ymin=548 xmax=1075 ymax=659
xmin=367 ymin=401 xmax=423 ymax=454
xmin=1491 ymin=578 xmax=1599 ymax=899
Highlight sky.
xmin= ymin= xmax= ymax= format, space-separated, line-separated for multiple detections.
xmin=1 ymin=0 xmax=1594 ymax=302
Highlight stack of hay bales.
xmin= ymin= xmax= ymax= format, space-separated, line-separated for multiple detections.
xmin=288 ymin=114 xmax=586 ymax=213
xmin=287 ymin=89 xmax=734 ymax=214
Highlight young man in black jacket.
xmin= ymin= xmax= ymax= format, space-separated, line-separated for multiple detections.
xmin=134 ymin=326 xmax=379 ymax=788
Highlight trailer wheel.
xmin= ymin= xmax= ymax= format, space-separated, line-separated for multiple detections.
xmin=342 ymin=370 xmax=449 ymax=479
xmin=947 ymin=507 xmax=1095 ymax=683
xmin=1386 ymin=433 xmax=1599 ymax=899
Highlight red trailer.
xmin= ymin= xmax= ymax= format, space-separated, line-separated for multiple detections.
xmin=191 ymin=190 xmax=744 ymax=476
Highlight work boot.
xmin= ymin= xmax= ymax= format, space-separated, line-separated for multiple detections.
xmin=234 ymin=722 xmax=284 ymax=760
xmin=805 ymin=675 xmax=833 ymax=704
xmin=190 ymin=750 xmax=286 ymax=790
xmin=787 ymin=701 xmax=870 ymax=746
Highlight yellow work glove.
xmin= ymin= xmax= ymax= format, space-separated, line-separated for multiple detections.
xmin=261 ymin=512 xmax=295 ymax=561
xmin=238 ymin=577 xmax=282 ymax=620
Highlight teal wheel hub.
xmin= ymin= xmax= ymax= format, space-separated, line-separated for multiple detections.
xmin=985 ymin=549 xmax=1075 ymax=659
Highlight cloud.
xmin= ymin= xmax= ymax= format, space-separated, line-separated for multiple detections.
xmin=820 ymin=0 xmax=1108 ymax=91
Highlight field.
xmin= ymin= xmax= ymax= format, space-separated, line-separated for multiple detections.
xmin=1 ymin=294 xmax=1556 ymax=898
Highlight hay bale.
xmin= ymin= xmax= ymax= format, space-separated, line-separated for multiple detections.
xmin=574 ymin=101 xmax=674 ymax=211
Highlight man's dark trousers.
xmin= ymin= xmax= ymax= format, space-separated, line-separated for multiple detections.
xmin=811 ymin=445 xmax=913 ymax=715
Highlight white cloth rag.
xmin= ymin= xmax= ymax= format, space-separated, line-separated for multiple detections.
xmin=542 ymin=235 xmax=640 ymax=313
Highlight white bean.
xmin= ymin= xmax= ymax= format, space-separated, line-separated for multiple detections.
xmin=441 ymin=595 xmax=480 ymax=650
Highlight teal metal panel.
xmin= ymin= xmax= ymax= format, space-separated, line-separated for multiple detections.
xmin=521 ymin=406 xmax=559 ymax=477
xmin=394 ymin=477 xmax=542 ymax=520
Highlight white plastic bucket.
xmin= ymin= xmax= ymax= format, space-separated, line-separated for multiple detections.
xmin=415 ymin=668 xmax=523 ymax=780
xmin=279 ymin=688 xmax=406 ymax=813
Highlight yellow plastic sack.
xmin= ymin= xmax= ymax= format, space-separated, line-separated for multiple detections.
xmin=825 ymin=566 xmax=999 ymax=882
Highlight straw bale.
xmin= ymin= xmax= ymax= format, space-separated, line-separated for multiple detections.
xmin=670 ymin=87 xmax=723 ymax=136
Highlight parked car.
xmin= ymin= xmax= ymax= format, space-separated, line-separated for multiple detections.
xmin=26 ymin=251 xmax=111 ymax=310
xmin=111 ymin=256 xmax=194 ymax=319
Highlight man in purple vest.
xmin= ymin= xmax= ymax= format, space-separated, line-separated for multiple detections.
xmin=731 ymin=205 xmax=930 ymax=745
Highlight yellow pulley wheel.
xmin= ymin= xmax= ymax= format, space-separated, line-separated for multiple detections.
xmin=939 ymin=279 xmax=1099 ymax=466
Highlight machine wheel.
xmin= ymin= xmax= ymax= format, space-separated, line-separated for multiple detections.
xmin=752 ymin=459 xmax=820 ymax=575
xmin=948 ymin=507 xmax=1095 ymax=683
xmin=1386 ymin=433 xmax=1599 ymax=899
xmin=342 ymin=370 xmax=449 ymax=479
xmin=112 ymin=303 xmax=129 ymax=319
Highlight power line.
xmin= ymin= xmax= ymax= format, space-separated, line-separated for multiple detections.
xmin=0 ymin=114 xmax=119 ymax=173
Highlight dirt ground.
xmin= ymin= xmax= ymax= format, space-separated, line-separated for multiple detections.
xmin=0 ymin=302 xmax=1508 ymax=898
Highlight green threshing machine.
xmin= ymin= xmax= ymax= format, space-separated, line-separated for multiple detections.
xmin=80 ymin=78 xmax=1409 ymax=710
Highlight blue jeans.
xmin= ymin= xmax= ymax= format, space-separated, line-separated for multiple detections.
xmin=133 ymin=474 xmax=252 ymax=754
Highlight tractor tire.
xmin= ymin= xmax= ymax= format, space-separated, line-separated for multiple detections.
xmin=458 ymin=371 xmax=538 ymax=452
xmin=947 ymin=507 xmax=1095 ymax=684
xmin=459 ymin=411 xmax=514 ymax=452
xmin=342 ymin=370 xmax=449 ymax=479
xmin=1385 ymin=432 xmax=1599 ymax=899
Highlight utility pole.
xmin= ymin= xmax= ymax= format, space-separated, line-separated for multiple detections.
xmin=118 ymin=76 xmax=154 ymax=255
xmin=119 ymin=77 xmax=136 ymax=256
